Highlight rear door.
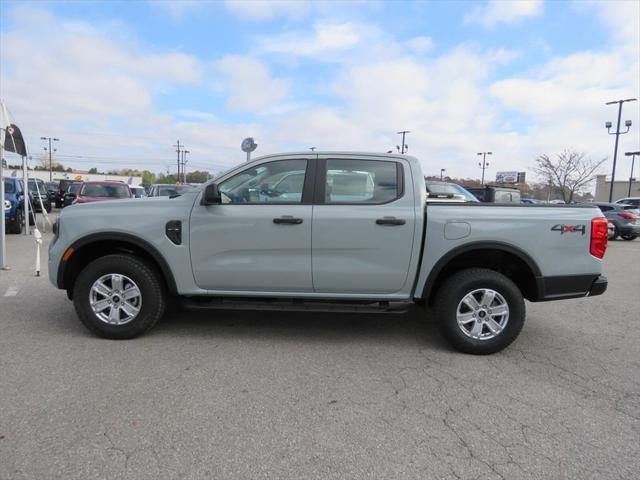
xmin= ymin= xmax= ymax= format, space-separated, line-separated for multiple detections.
xmin=312 ymin=155 xmax=416 ymax=294
xmin=190 ymin=157 xmax=316 ymax=292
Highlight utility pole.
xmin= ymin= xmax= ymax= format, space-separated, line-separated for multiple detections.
xmin=605 ymin=98 xmax=636 ymax=202
xmin=181 ymin=149 xmax=189 ymax=183
xmin=440 ymin=168 xmax=446 ymax=180
xmin=40 ymin=136 xmax=59 ymax=181
xmin=396 ymin=131 xmax=410 ymax=154
xmin=477 ymin=152 xmax=492 ymax=185
xmin=173 ymin=140 xmax=182 ymax=183
xmin=625 ymin=151 xmax=640 ymax=197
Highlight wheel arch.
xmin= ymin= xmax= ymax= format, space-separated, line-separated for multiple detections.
xmin=58 ymin=232 xmax=178 ymax=299
xmin=420 ymin=241 xmax=542 ymax=305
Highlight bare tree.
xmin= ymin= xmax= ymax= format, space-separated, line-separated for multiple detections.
xmin=533 ymin=150 xmax=606 ymax=203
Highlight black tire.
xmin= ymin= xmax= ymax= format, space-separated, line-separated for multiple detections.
xmin=620 ymin=234 xmax=637 ymax=241
xmin=6 ymin=209 xmax=23 ymax=234
xmin=28 ymin=210 xmax=36 ymax=226
xmin=73 ymin=254 xmax=166 ymax=339
xmin=434 ymin=268 xmax=525 ymax=355
xmin=45 ymin=204 xmax=52 ymax=213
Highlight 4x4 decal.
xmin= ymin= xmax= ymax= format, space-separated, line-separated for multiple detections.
xmin=551 ymin=224 xmax=586 ymax=235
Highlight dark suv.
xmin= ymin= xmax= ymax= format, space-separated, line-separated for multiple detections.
xmin=28 ymin=178 xmax=52 ymax=213
xmin=56 ymin=179 xmax=77 ymax=208
xmin=593 ymin=202 xmax=640 ymax=240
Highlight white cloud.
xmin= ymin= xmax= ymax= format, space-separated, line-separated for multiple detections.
xmin=258 ymin=22 xmax=364 ymax=58
xmin=224 ymin=0 xmax=309 ymax=20
xmin=466 ymin=0 xmax=544 ymax=27
xmin=406 ymin=36 xmax=434 ymax=54
xmin=213 ymin=56 xmax=288 ymax=112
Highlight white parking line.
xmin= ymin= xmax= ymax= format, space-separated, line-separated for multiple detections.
xmin=4 ymin=285 xmax=21 ymax=297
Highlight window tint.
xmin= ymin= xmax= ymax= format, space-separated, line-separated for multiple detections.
xmin=598 ymin=205 xmax=613 ymax=212
xmin=157 ymin=185 xmax=193 ymax=196
xmin=219 ymin=159 xmax=307 ymax=204
xmin=325 ymin=159 xmax=399 ymax=204
xmin=4 ymin=179 xmax=15 ymax=194
xmin=81 ymin=183 xmax=130 ymax=198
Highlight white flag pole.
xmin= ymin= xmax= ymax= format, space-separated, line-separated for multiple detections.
xmin=0 ymin=137 xmax=7 ymax=270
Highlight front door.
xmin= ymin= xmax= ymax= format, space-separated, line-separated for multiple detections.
xmin=312 ymin=156 xmax=416 ymax=294
xmin=190 ymin=158 xmax=315 ymax=292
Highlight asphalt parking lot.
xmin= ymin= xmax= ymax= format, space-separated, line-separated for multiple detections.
xmin=1 ymin=215 xmax=639 ymax=480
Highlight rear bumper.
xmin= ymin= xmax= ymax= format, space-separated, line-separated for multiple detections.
xmin=534 ymin=274 xmax=607 ymax=301
xmin=617 ymin=224 xmax=640 ymax=236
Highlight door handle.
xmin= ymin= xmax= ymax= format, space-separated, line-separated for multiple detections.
xmin=376 ymin=217 xmax=406 ymax=226
xmin=273 ymin=216 xmax=303 ymax=225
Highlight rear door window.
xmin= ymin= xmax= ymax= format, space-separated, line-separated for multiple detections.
xmin=323 ymin=159 xmax=401 ymax=204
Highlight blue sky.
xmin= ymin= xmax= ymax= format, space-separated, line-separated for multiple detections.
xmin=1 ymin=0 xmax=639 ymax=179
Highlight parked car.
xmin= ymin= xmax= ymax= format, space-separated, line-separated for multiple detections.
xmin=466 ymin=186 xmax=521 ymax=203
xmin=607 ymin=222 xmax=616 ymax=240
xmin=614 ymin=197 xmax=640 ymax=207
xmin=3 ymin=177 xmax=36 ymax=234
xmin=129 ymin=185 xmax=147 ymax=198
xmin=424 ymin=181 xmax=478 ymax=202
xmin=148 ymin=184 xmax=195 ymax=197
xmin=28 ymin=178 xmax=52 ymax=213
xmin=56 ymin=179 xmax=78 ymax=208
xmin=521 ymin=198 xmax=541 ymax=204
xmin=50 ymin=151 xmax=608 ymax=355
xmin=73 ymin=181 xmax=131 ymax=205
xmin=62 ymin=182 xmax=83 ymax=207
xmin=45 ymin=181 xmax=59 ymax=206
xmin=592 ymin=202 xmax=640 ymax=240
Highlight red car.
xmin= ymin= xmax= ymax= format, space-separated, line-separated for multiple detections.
xmin=73 ymin=181 xmax=132 ymax=205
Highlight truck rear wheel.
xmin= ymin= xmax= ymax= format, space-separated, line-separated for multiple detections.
xmin=434 ymin=268 xmax=525 ymax=355
xmin=73 ymin=254 xmax=166 ymax=339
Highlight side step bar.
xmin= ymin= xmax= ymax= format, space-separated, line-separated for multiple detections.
xmin=181 ymin=297 xmax=411 ymax=314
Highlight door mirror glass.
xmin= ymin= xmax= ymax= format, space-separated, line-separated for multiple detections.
xmin=202 ymin=183 xmax=221 ymax=205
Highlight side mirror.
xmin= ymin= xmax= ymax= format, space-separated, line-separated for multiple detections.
xmin=201 ymin=183 xmax=221 ymax=205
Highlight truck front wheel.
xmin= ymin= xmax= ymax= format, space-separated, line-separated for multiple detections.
xmin=434 ymin=268 xmax=525 ymax=355
xmin=73 ymin=254 xmax=166 ymax=339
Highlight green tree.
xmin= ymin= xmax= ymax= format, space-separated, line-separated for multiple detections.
xmin=141 ymin=170 xmax=156 ymax=184
xmin=185 ymin=170 xmax=209 ymax=183
xmin=88 ymin=167 xmax=98 ymax=174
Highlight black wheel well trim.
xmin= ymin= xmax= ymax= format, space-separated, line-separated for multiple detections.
xmin=57 ymin=232 xmax=178 ymax=295
xmin=419 ymin=241 xmax=542 ymax=302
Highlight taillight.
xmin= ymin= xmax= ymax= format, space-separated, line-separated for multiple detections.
xmin=617 ymin=212 xmax=637 ymax=220
xmin=590 ymin=217 xmax=608 ymax=259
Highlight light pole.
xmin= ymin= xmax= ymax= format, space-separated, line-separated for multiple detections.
xmin=440 ymin=168 xmax=446 ymax=180
xmin=40 ymin=136 xmax=59 ymax=181
xmin=625 ymin=151 xmax=640 ymax=197
xmin=605 ymin=98 xmax=636 ymax=202
xmin=477 ymin=152 xmax=492 ymax=185
xmin=181 ymin=150 xmax=189 ymax=183
xmin=309 ymin=147 xmax=316 ymax=151
xmin=396 ymin=130 xmax=410 ymax=154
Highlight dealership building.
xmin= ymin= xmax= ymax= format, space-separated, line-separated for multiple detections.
xmin=594 ymin=175 xmax=640 ymax=202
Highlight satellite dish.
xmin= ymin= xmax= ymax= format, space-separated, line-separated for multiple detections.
xmin=241 ymin=137 xmax=257 ymax=153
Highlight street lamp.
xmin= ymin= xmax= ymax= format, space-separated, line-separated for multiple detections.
xmin=605 ymin=98 xmax=637 ymax=202
xmin=396 ymin=130 xmax=410 ymax=154
xmin=625 ymin=151 xmax=640 ymax=197
xmin=477 ymin=152 xmax=492 ymax=185
xmin=40 ymin=136 xmax=59 ymax=181
xmin=440 ymin=168 xmax=446 ymax=180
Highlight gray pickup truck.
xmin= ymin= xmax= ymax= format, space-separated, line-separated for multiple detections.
xmin=49 ymin=152 xmax=609 ymax=354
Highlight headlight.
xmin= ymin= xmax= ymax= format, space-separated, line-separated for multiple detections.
xmin=3 ymin=200 xmax=10 ymax=210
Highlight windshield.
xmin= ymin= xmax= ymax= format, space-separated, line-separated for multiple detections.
xmin=80 ymin=183 xmax=130 ymax=198
xmin=67 ymin=183 xmax=82 ymax=194
xmin=28 ymin=180 xmax=46 ymax=193
xmin=157 ymin=185 xmax=194 ymax=196
xmin=425 ymin=182 xmax=479 ymax=202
